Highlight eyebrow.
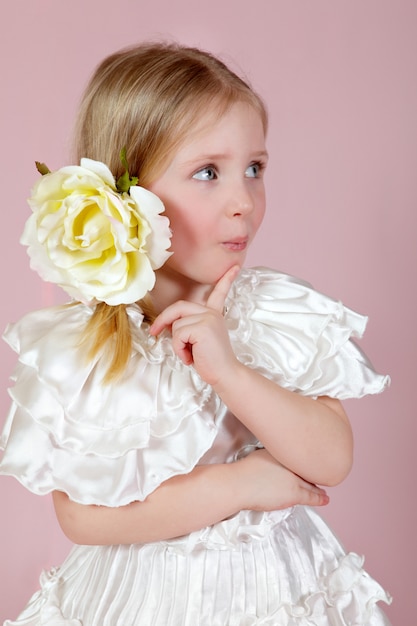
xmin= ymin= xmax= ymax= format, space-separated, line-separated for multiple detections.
xmin=182 ymin=150 xmax=269 ymax=167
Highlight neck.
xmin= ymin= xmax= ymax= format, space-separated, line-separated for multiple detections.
xmin=150 ymin=267 xmax=213 ymax=314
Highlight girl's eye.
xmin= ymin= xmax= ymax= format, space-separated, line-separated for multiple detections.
xmin=192 ymin=166 xmax=217 ymax=181
xmin=245 ymin=162 xmax=263 ymax=178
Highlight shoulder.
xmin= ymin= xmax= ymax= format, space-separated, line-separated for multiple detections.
xmin=4 ymin=302 xmax=92 ymax=362
xmin=225 ymin=266 xmax=389 ymax=399
xmin=4 ymin=300 xmax=149 ymax=371
xmin=1 ymin=301 xmax=220 ymax=505
xmin=229 ymin=266 xmax=365 ymax=328
xmin=227 ymin=266 xmax=368 ymax=340
xmin=3 ymin=300 xmax=212 ymax=423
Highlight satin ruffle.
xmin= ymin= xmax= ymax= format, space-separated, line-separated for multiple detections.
xmin=0 ymin=267 xmax=389 ymax=506
xmin=0 ymin=304 xmax=221 ymax=504
xmin=226 ymin=268 xmax=389 ymax=398
xmin=4 ymin=507 xmax=391 ymax=626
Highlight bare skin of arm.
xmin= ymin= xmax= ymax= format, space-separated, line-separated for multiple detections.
xmin=52 ymin=449 xmax=329 ymax=546
xmin=213 ymin=366 xmax=352 ymax=487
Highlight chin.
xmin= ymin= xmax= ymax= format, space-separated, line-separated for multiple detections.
xmin=205 ymin=265 xmax=243 ymax=287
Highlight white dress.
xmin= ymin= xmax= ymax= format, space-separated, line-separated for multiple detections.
xmin=0 ymin=267 xmax=392 ymax=625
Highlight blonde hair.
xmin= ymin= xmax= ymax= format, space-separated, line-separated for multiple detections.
xmin=75 ymin=42 xmax=268 ymax=382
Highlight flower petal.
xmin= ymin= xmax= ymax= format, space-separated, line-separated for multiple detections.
xmin=21 ymin=159 xmax=172 ymax=304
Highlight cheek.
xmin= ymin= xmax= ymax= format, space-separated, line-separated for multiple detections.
xmin=163 ymin=207 xmax=203 ymax=254
xmin=253 ymin=193 xmax=266 ymax=232
xmin=163 ymin=195 xmax=213 ymax=244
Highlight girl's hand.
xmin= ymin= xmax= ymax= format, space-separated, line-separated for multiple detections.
xmin=239 ymin=448 xmax=329 ymax=511
xmin=149 ymin=266 xmax=240 ymax=385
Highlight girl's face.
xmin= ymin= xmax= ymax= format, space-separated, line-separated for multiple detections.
xmin=148 ymin=101 xmax=267 ymax=297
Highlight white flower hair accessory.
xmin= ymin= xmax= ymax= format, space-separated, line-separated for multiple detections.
xmin=21 ymin=150 xmax=172 ymax=305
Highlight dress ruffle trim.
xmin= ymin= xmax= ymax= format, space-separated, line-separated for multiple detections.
xmin=3 ymin=553 xmax=391 ymax=625
xmin=226 ymin=268 xmax=390 ymax=399
xmin=238 ymin=553 xmax=392 ymax=625
xmin=0 ymin=303 xmax=221 ymax=504
xmin=161 ymin=508 xmax=294 ymax=554
xmin=0 ymin=267 xmax=389 ymax=506
xmin=3 ymin=303 xmax=218 ymax=456
xmin=3 ymin=569 xmax=81 ymax=626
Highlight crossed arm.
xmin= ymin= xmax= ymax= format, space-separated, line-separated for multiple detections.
xmin=53 ymin=451 xmax=330 ymax=545
xmin=53 ymin=267 xmax=352 ymax=546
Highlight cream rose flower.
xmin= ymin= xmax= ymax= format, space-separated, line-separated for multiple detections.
xmin=21 ymin=158 xmax=172 ymax=305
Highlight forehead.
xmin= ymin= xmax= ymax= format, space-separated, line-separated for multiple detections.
xmin=174 ymin=102 xmax=266 ymax=159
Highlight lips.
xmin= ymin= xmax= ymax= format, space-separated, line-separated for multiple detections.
xmin=221 ymin=238 xmax=248 ymax=251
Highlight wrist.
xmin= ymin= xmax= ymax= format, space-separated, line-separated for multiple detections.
xmin=212 ymin=358 xmax=248 ymax=398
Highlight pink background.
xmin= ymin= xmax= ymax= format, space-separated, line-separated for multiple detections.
xmin=0 ymin=1 xmax=415 ymax=623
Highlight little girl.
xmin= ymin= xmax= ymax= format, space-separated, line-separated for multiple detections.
xmin=0 ymin=42 xmax=392 ymax=625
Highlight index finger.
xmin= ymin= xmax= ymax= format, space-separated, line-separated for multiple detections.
xmin=206 ymin=265 xmax=240 ymax=312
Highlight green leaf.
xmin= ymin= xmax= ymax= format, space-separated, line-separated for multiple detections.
xmin=120 ymin=147 xmax=129 ymax=172
xmin=116 ymin=170 xmax=131 ymax=193
xmin=116 ymin=147 xmax=138 ymax=193
xmin=35 ymin=161 xmax=51 ymax=176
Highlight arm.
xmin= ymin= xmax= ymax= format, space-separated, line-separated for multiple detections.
xmin=150 ymin=268 xmax=353 ymax=488
xmin=214 ymin=365 xmax=352 ymax=487
xmin=52 ymin=449 xmax=329 ymax=545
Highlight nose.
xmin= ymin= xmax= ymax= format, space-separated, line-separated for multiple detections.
xmin=228 ymin=181 xmax=254 ymax=217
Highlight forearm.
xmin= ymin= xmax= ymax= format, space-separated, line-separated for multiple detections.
xmin=53 ymin=462 xmax=244 ymax=546
xmin=214 ymin=362 xmax=353 ymax=486
xmin=52 ymin=447 xmax=331 ymax=546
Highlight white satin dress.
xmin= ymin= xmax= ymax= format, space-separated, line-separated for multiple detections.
xmin=0 ymin=267 xmax=392 ymax=625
